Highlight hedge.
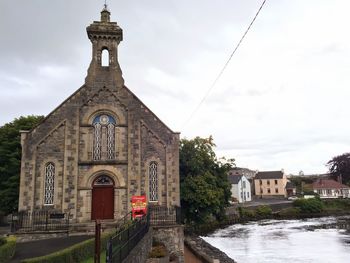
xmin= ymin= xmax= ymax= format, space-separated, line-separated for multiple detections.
xmin=21 ymin=232 xmax=113 ymax=263
xmin=293 ymin=198 xmax=324 ymax=213
xmin=0 ymin=236 xmax=16 ymax=262
xmin=255 ymin=205 xmax=272 ymax=217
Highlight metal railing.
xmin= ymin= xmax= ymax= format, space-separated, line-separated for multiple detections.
xmin=105 ymin=206 xmax=181 ymax=262
xmin=106 ymin=213 xmax=150 ymax=263
xmin=149 ymin=206 xmax=182 ymax=226
xmin=11 ymin=210 xmax=69 ymax=233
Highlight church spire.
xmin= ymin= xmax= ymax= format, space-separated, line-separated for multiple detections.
xmin=85 ymin=5 xmax=124 ymax=86
xmin=101 ymin=2 xmax=110 ymax=23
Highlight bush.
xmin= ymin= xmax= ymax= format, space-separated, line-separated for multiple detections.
xmin=238 ymin=207 xmax=256 ymax=219
xmin=323 ymin=199 xmax=350 ymax=210
xmin=21 ymin=232 xmax=112 ymax=263
xmin=278 ymin=207 xmax=301 ymax=217
xmin=293 ymin=198 xmax=324 ymax=213
xmin=0 ymin=236 xmax=16 ymax=262
xmin=255 ymin=205 xmax=272 ymax=217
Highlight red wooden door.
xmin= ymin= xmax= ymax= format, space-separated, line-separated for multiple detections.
xmin=92 ymin=186 xmax=114 ymax=220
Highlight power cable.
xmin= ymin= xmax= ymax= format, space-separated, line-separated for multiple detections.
xmin=181 ymin=0 xmax=267 ymax=129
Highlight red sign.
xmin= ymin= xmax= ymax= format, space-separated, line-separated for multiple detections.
xmin=131 ymin=195 xmax=147 ymax=219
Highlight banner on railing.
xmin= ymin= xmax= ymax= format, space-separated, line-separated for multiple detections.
xmin=131 ymin=195 xmax=147 ymax=219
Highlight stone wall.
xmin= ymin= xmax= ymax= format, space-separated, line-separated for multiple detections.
xmin=184 ymin=235 xmax=236 ymax=263
xmin=123 ymin=228 xmax=153 ymax=263
xmin=152 ymin=225 xmax=184 ymax=263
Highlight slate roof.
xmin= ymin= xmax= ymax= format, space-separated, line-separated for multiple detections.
xmin=228 ymin=175 xmax=242 ymax=184
xmin=312 ymin=179 xmax=350 ymax=189
xmin=255 ymin=171 xmax=284 ymax=179
xmin=286 ymin=181 xmax=296 ymax=189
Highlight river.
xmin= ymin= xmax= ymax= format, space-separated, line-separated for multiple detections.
xmin=202 ymin=216 xmax=350 ymax=263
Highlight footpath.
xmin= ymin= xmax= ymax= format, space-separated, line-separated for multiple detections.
xmin=9 ymin=235 xmax=91 ymax=263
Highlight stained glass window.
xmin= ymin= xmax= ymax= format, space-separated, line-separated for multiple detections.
xmin=93 ymin=114 xmax=116 ymax=160
xmin=149 ymin=162 xmax=158 ymax=201
xmin=94 ymin=175 xmax=114 ymax=186
xmin=44 ymin=162 xmax=55 ymax=205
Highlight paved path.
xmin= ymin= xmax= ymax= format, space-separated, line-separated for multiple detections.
xmin=9 ymin=235 xmax=92 ymax=262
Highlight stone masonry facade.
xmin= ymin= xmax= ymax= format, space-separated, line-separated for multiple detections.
xmin=18 ymin=7 xmax=180 ymax=223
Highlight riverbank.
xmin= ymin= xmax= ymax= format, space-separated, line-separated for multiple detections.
xmin=186 ymin=198 xmax=350 ymax=236
xmin=184 ymin=234 xmax=236 ymax=263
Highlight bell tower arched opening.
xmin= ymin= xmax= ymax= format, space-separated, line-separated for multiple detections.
xmin=101 ymin=49 xmax=109 ymax=66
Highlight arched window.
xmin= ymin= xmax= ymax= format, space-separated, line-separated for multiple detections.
xmin=149 ymin=162 xmax=158 ymax=201
xmin=101 ymin=49 xmax=109 ymax=66
xmin=93 ymin=175 xmax=114 ymax=186
xmin=93 ymin=114 xmax=116 ymax=160
xmin=44 ymin=162 xmax=55 ymax=205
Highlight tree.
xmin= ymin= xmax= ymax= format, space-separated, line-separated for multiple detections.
xmin=327 ymin=153 xmax=350 ymax=185
xmin=180 ymin=136 xmax=235 ymax=224
xmin=0 ymin=115 xmax=44 ymax=214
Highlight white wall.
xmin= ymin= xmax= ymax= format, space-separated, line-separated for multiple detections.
xmin=314 ymin=188 xmax=350 ymax=199
xmin=231 ymin=176 xmax=252 ymax=203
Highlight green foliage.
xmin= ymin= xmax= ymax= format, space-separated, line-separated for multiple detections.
xmin=293 ymin=198 xmax=324 ymax=213
xmin=180 ymin=136 xmax=235 ymax=224
xmin=323 ymin=199 xmax=350 ymax=212
xmin=255 ymin=205 xmax=273 ymax=217
xmin=277 ymin=207 xmax=301 ymax=217
xmin=289 ymin=176 xmax=314 ymax=194
xmin=81 ymin=251 xmax=106 ymax=263
xmin=0 ymin=115 xmax=44 ymax=214
xmin=327 ymin=152 xmax=350 ymax=185
xmin=21 ymin=232 xmax=112 ymax=263
xmin=0 ymin=236 xmax=16 ymax=262
xmin=238 ymin=207 xmax=256 ymax=219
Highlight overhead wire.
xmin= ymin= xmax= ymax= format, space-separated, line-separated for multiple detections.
xmin=181 ymin=0 xmax=267 ymax=129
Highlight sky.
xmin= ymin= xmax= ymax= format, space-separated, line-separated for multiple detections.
xmin=1 ymin=0 xmax=349 ymax=175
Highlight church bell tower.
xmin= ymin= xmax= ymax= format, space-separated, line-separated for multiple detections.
xmin=85 ymin=5 xmax=124 ymax=87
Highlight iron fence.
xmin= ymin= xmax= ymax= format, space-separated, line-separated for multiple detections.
xmin=149 ymin=205 xmax=182 ymax=226
xmin=106 ymin=213 xmax=149 ymax=263
xmin=11 ymin=210 xmax=69 ymax=233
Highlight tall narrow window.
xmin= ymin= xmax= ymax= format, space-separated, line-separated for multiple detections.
xmin=101 ymin=49 xmax=109 ymax=66
xmin=44 ymin=162 xmax=55 ymax=205
xmin=149 ymin=162 xmax=158 ymax=201
xmin=93 ymin=114 xmax=116 ymax=160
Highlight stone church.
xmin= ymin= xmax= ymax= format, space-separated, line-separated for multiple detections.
xmin=18 ymin=7 xmax=180 ymax=223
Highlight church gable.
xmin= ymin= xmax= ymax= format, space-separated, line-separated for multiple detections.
xmin=19 ymin=6 xmax=180 ymax=221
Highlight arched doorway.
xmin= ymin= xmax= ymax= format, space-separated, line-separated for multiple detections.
xmin=91 ymin=175 xmax=114 ymax=220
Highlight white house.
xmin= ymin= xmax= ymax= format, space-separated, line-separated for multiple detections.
xmin=312 ymin=179 xmax=350 ymax=199
xmin=228 ymin=175 xmax=252 ymax=203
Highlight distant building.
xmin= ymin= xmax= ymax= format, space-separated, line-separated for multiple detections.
xmin=312 ymin=179 xmax=350 ymax=199
xmin=229 ymin=167 xmax=256 ymax=195
xmin=229 ymin=167 xmax=256 ymax=179
xmin=254 ymin=170 xmax=288 ymax=198
xmin=285 ymin=181 xmax=297 ymax=196
xmin=228 ymin=175 xmax=252 ymax=203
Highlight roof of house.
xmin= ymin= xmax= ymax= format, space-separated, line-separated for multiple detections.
xmin=312 ymin=179 xmax=350 ymax=190
xmin=255 ymin=171 xmax=284 ymax=179
xmin=286 ymin=181 xmax=296 ymax=189
xmin=228 ymin=175 xmax=243 ymax=184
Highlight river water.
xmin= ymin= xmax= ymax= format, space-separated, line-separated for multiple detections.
xmin=202 ymin=216 xmax=350 ymax=263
